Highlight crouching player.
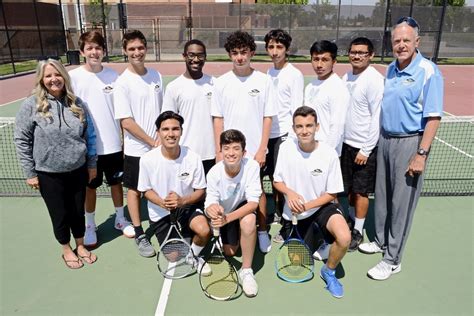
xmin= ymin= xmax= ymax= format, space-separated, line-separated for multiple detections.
xmin=137 ymin=111 xmax=211 ymax=274
xmin=204 ymin=129 xmax=262 ymax=297
xmin=273 ymin=106 xmax=351 ymax=298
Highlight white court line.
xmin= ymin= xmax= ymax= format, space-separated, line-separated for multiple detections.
xmin=435 ymin=136 xmax=473 ymax=159
xmin=1 ymin=97 xmax=25 ymax=107
xmin=155 ymin=262 xmax=175 ymax=316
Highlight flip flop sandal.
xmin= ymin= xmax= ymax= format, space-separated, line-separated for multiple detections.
xmin=78 ymin=252 xmax=97 ymax=265
xmin=62 ymin=255 xmax=84 ymax=269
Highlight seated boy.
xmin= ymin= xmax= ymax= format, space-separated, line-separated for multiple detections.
xmin=137 ymin=111 xmax=211 ymax=274
xmin=204 ymin=129 xmax=262 ymax=297
xmin=273 ymin=106 xmax=351 ymax=299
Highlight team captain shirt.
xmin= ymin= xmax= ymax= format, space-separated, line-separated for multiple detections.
xmin=204 ymin=157 xmax=262 ymax=214
xmin=304 ymin=73 xmax=350 ymax=156
xmin=273 ymin=139 xmax=344 ymax=221
xmin=114 ymin=68 xmax=163 ymax=157
xmin=211 ymin=70 xmax=277 ymax=158
xmin=137 ymin=146 xmax=206 ymax=222
xmin=162 ymin=74 xmax=216 ymax=160
xmin=382 ymin=51 xmax=443 ymax=135
xmin=69 ymin=66 xmax=122 ymax=155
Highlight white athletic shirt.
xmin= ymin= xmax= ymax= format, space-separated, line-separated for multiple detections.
xmin=137 ymin=146 xmax=206 ymax=222
xmin=304 ymin=73 xmax=350 ymax=156
xmin=162 ymin=74 xmax=215 ymax=160
xmin=273 ymin=139 xmax=343 ymax=221
xmin=204 ymin=158 xmax=262 ymax=213
xmin=69 ymin=66 xmax=122 ymax=155
xmin=211 ymin=70 xmax=277 ymax=157
xmin=267 ymin=63 xmax=304 ymax=138
xmin=114 ymin=68 xmax=163 ymax=157
xmin=342 ymin=66 xmax=384 ymax=156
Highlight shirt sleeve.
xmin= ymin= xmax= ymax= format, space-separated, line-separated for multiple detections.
xmin=14 ymin=97 xmax=37 ymax=179
xmin=192 ymin=157 xmax=207 ymax=190
xmin=422 ymin=69 xmax=444 ymax=117
xmin=210 ymin=80 xmax=223 ymax=118
xmin=263 ymin=76 xmax=277 ymax=118
xmin=245 ymin=161 xmax=263 ymax=203
xmin=326 ymin=87 xmax=350 ymax=151
xmin=161 ymin=81 xmax=178 ymax=113
xmin=114 ymin=79 xmax=132 ymax=120
xmin=137 ymin=156 xmax=151 ymax=192
xmin=290 ymin=71 xmax=305 ymax=113
xmin=360 ymin=74 xmax=383 ymax=157
xmin=204 ymin=168 xmax=221 ymax=209
xmin=326 ymin=152 xmax=344 ymax=194
xmin=83 ymin=105 xmax=98 ymax=168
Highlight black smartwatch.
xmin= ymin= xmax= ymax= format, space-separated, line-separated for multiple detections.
xmin=417 ymin=148 xmax=429 ymax=156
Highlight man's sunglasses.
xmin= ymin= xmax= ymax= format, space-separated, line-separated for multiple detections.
xmin=396 ymin=16 xmax=420 ymax=30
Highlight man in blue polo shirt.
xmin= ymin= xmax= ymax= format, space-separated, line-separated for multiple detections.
xmin=358 ymin=17 xmax=443 ymax=280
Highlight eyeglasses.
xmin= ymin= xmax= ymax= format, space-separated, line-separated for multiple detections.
xmin=396 ymin=16 xmax=420 ymax=30
xmin=185 ymin=53 xmax=206 ymax=61
xmin=349 ymin=51 xmax=370 ymax=57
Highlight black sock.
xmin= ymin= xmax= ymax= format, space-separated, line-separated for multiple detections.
xmin=134 ymin=225 xmax=144 ymax=237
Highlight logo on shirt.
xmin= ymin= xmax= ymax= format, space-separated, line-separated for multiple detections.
xmin=205 ymin=91 xmax=212 ymax=100
xmin=248 ymin=89 xmax=260 ymax=97
xmin=402 ymin=78 xmax=415 ymax=85
xmin=226 ymin=183 xmax=240 ymax=197
xmin=310 ymin=168 xmax=323 ymax=176
xmin=178 ymin=172 xmax=190 ymax=180
xmin=103 ymin=85 xmax=113 ymax=94
xmin=154 ymin=84 xmax=161 ymax=92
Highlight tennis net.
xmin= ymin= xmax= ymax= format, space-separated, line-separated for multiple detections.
xmin=1 ymin=116 xmax=473 ymax=197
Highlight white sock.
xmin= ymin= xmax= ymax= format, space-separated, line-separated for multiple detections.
xmin=191 ymin=243 xmax=204 ymax=256
xmin=85 ymin=211 xmax=95 ymax=226
xmin=348 ymin=206 xmax=355 ymax=221
xmin=258 ymin=231 xmax=268 ymax=237
xmin=354 ymin=217 xmax=365 ymax=234
xmin=115 ymin=206 xmax=124 ymax=219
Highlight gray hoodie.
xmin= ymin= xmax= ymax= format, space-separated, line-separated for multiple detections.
xmin=14 ymin=94 xmax=97 ymax=179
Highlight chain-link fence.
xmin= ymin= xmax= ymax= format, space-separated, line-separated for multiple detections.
xmin=1 ymin=1 xmax=473 ymax=75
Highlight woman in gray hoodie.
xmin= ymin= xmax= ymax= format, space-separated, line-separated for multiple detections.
xmin=14 ymin=58 xmax=98 ymax=269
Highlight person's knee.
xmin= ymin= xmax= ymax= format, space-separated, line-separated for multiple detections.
xmin=191 ymin=217 xmax=210 ymax=238
xmin=335 ymin=228 xmax=351 ymax=249
xmin=240 ymin=215 xmax=256 ymax=236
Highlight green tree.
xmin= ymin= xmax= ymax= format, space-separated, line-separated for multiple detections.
xmin=86 ymin=0 xmax=111 ymax=29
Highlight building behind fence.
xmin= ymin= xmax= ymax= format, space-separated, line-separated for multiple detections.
xmin=1 ymin=1 xmax=473 ymax=73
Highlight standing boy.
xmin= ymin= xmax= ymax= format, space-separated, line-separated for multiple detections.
xmin=205 ymin=129 xmax=262 ymax=297
xmin=69 ymin=30 xmax=132 ymax=247
xmin=211 ymin=31 xmax=276 ymax=253
xmin=138 ymin=111 xmax=211 ymax=273
xmin=114 ymin=30 xmax=163 ymax=257
xmin=264 ymin=29 xmax=304 ymax=242
xmin=273 ymin=106 xmax=350 ymax=298
xmin=341 ymin=37 xmax=384 ymax=251
xmin=162 ymin=39 xmax=215 ymax=174
xmin=304 ymin=40 xmax=350 ymax=260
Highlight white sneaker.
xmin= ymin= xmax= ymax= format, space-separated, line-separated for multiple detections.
xmin=313 ymin=242 xmax=330 ymax=261
xmin=238 ymin=268 xmax=258 ymax=297
xmin=359 ymin=241 xmax=384 ymax=254
xmin=258 ymin=232 xmax=272 ymax=253
xmin=84 ymin=224 xmax=97 ymax=247
xmin=114 ymin=216 xmax=135 ymax=238
xmin=367 ymin=260 xmax=401 ymax=280
xmin=186 ymin=255 xmax=212 ymax=276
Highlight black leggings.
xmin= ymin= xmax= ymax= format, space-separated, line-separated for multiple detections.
xmin=37 ymin=165 xmax=88 ymax=245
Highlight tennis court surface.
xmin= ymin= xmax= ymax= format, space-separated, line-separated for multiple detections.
xmin=1 ymin=64 xmax=472 ymax=315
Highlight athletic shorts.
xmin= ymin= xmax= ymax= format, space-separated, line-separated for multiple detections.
xmin=87 ymin=151 xmax=124 ymax=189
xmin=219 ymin=201 xmax=253 ymax=246
xmin=340 ymin=143 xmax=377 ymax=194
xmin=123 ymin=155 xmax=140 ymax=190
xmin=202 ymin=158 xmax=216 ymax=176
xmin=261 ymin=134 xmax=288 ymax=178
xmin=280 ymin=203 xmax=344 ymax=251
xmin=149 ymin=205 xmax=205 ymax=245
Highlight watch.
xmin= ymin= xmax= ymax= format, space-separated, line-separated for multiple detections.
xmin=417 ymin=148 xmax=429 ymax=156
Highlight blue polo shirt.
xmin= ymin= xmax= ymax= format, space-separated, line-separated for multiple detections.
xmin=381 ymin=51 xmax=443 ymax=135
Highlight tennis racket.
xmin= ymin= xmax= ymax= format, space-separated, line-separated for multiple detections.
xmin=275 ymin=214 xmax=314 ymax=283
xmin=199 ymin=227 xmax=240 ymax=301
xmin=157 ymin=209 xmax=195 ymax=279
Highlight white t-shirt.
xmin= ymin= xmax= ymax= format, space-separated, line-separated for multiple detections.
xmin=162 ymin=74 xmax=215 ymax=160
xmin=211 ymin=70 xmax=277 ymax=157
xmin=114 ymin=68 xmax=163 ymax=157
xmin=137 ymin=146 xmax=206 ymax=222
xmin=69 ymin=66 xmax=122 ymax=155
xmin=342 ymin=66 xmax=384 ymax=156
xmin=273 ymin=139 xmax=344 ymax=221
xmin=204 ymin=158 xmax=262 ymax=214
xmin=267 ymin=63 xmax=304 ymax=138
xmin=304 ymin=73 xmax=350 ymax=156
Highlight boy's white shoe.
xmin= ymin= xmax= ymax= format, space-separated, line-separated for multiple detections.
xmin=84 ymin=224 xmax=97 ymax=247
xmin=114 ymin=216 xmax=135 ymax=238
xmin=238 ymin=268 xmax=258 ymax=297
xmin=358 ymin=241 xmax=384 ymax=254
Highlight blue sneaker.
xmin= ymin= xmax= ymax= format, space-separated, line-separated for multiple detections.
xmin=320 ymin=265 xmax=344 ymax=298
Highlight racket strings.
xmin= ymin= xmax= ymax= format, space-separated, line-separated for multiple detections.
xmin=158 ymin=239 xmax=194 ymax=279
xmin=200 ymin=256 xmax=239 ymax=300
xmin=276 ymin=239 xmax=314 ymax=282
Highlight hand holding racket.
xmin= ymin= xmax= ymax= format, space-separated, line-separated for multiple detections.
xmin=199 ymin=225 xmax=239 ymax=301
xmin=275 ymin=213 xmax=314 ymax=283
xmin=157 ymin=209 xmax=195 ymax=279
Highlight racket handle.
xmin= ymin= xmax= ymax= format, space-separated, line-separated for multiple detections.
xmin=291 ymin=214 xmax=298 ymax=225
xmin=213 ymin=227 xmax=220 ymax=237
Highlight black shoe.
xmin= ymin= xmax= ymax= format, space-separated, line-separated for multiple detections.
xmin=348 ymin=229 xmax=363 ymax=252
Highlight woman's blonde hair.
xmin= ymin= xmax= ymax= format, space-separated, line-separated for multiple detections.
xmin=32 ymin=59 xmax=84 ymax=122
